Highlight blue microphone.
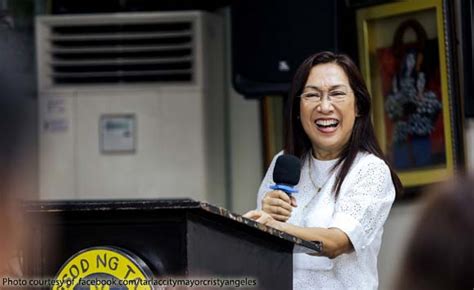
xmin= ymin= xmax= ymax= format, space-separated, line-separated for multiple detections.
xmin=269 ymin=154 xmax=301 ymax=195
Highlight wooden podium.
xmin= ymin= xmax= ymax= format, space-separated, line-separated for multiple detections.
xmin=24 ymin=199 xmax=321 ymax=290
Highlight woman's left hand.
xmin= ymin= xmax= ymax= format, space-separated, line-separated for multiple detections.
xmin=243 ymin=210 xmax=282 ymax=231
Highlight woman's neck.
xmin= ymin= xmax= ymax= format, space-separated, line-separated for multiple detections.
xmin=311 ymin=148 xmax=341 ymax=160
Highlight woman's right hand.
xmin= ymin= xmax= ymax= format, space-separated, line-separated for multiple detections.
xmin=261 ymin=190 xmax=297 ymax=222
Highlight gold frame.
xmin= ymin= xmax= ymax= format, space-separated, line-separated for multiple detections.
xmin=357 ymin=0 xmax=456 ymax=187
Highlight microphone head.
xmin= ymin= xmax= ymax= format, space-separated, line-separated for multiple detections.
xmin=273 ymin=154 xmax=301 ymax=186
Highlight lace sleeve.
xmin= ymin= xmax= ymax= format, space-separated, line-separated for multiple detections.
xmin=256 ymin=151 xmax=284 ymax=210
xmin=329 ymin=155 xmax=396 ymax=253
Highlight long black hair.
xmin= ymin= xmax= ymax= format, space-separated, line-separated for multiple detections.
xmin=284 ymin=51 xmax=403 ymax=197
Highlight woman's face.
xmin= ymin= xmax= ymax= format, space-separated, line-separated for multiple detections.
xmin=405 ymin=53 xmax=416 ymax=74
xmin=416 ymin=72 xmax=426 ymax=92
xmin=299 ymin=63 xmax=357 ymax=160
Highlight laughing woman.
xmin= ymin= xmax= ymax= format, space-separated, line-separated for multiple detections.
xmin=244 ymin=51 xmax=402 ymax=289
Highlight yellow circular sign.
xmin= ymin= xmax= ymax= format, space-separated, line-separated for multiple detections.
xmin=53 ymin=247 xmax=154 ymax=290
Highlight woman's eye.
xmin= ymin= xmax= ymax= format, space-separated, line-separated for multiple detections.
xmin=306 ymin=93 xmax=320 ymax=98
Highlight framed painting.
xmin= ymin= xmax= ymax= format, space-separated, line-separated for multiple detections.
xmin=357 ymin=0 xmax=462 ymax=187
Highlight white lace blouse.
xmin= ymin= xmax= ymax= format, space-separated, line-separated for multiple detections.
xmin=257 ymin=151 xmax=396 ymax=290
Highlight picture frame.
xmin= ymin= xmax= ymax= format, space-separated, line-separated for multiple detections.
xmin=356 ymin=0 xmax=462 ymax=187
xmin=261 ymin=95 xmax=285 ymax=169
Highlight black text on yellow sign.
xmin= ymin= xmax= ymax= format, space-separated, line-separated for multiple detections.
xmin=54 ymin=247 xmax=153 ymax=290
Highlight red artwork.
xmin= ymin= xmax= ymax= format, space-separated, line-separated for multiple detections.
xmin=376 ymin=19 xmax=445 ymax=170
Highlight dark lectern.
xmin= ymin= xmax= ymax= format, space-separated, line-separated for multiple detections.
xmin=24 ymin=199 xmax=321 ymax=290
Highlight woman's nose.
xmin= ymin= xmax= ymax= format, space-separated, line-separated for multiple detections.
xmin=318 ymin=98 xmax=334 ymax=113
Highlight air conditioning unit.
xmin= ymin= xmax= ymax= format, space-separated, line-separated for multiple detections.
xmin=36 ymin=11 xmax=227 ymax=205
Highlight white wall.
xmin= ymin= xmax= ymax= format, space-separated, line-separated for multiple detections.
xmin=228 ymin=88 xmax=263 ymax=214
xmin=464 ymin=119 xmax=474 ymax=171
xmin=378 ymin=200 xmax=423 ymax=289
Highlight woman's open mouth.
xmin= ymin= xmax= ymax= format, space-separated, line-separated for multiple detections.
xmin=315 ymin=118 xmax=339 ymax=133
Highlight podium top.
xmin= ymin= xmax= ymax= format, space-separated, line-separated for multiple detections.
xmin=24 ymin=198 xmax=322 ymax=254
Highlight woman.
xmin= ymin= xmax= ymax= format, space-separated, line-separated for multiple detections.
xmin=244 ymin=51 xmax=402 ymax=289
xmin=384 ymin=49 xmax=442 ymax=169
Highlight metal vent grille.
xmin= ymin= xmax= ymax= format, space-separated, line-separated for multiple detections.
xmin=46 ymin=21 xmax=194 ymax=85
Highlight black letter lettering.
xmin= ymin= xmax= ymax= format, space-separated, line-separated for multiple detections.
xmin=80 ymin=259 xmax=90 ymax=272
xmin=96 ymin=253 xmax=107 ymax=268
xmin=69 ymin=265 xmax=80 ymax=279
xmin=123 ymin=265 xmax=136 ymax=280
xmin=109 ymin=257 xmax=118 ymax=271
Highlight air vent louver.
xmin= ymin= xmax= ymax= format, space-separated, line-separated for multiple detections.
xmin=46 ymin=21 xmax=194 ymax=85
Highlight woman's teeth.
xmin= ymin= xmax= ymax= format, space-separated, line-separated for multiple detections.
xmin=315 ymin=119 xmax=339 ymax=128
